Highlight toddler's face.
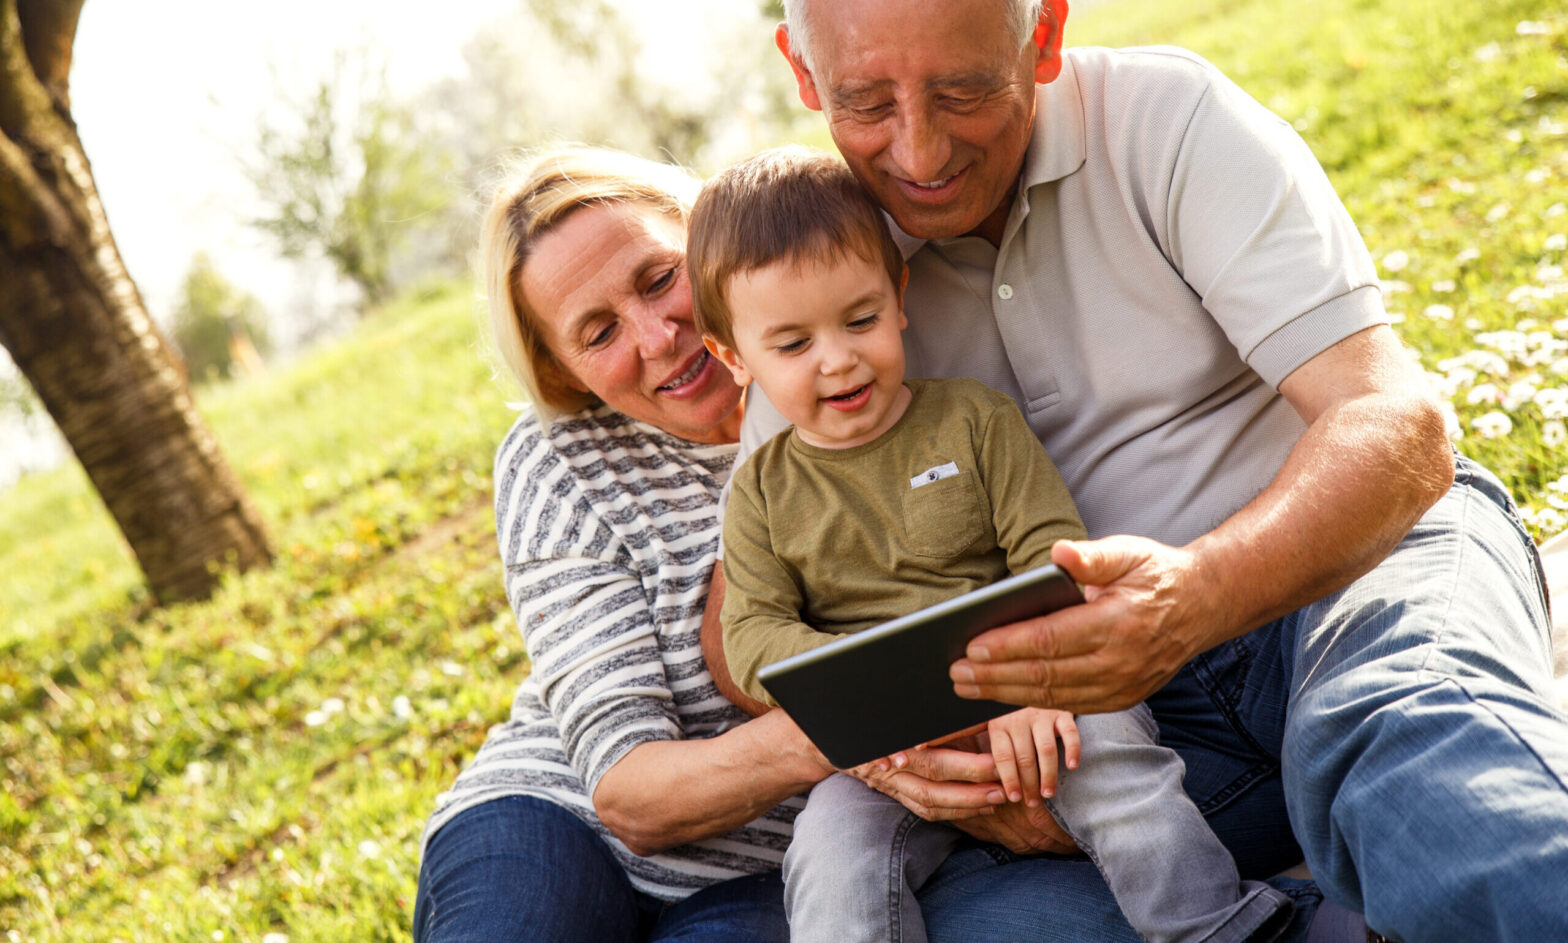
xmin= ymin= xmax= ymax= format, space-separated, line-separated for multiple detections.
xmin=707 ymin=252 xmax=909 ymax=450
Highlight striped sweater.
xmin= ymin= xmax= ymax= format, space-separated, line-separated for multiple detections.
xmin=421 ymin=404 xmax=801 ymax=901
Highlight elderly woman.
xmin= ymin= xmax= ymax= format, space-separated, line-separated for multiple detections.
xmin=412 ymin=146 xmax=1155 ymax=942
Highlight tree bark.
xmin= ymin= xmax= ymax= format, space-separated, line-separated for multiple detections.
xmin=0 ymin=0 xmax=271 ymax=603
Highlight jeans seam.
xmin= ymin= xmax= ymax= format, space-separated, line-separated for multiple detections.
xmin=887 ymin=809 xmax=923 ymax=943
xmin=1192 ymin=641 xmax=1272 ymax=759
xmin=1441 ymin=677 xmax=1568 ymax=793
xmin=1415 ymin=478 xmax=1468 ymax=683
xmin=1187 ymin=642 xmax=1280 ymax=817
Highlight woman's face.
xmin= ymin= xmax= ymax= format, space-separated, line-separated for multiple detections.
xmin=521 ymin=202 xmax=743 ymax=444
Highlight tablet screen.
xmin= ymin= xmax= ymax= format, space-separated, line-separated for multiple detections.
xmin=757 ymin=564 xmax=1083 ymax=768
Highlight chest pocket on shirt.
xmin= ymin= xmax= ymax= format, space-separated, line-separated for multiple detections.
xmin=901 ymin=470 xmax=985 ymax=558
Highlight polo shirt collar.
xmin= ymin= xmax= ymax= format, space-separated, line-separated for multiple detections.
xmin=888 ymin=50 xmax=1088 ymax=260
xmin=1021 ymin=50 xmax=1088 ymax=190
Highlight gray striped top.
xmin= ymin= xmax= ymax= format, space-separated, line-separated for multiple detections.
xmin=421 ymin=404 xmax=801 ymax=901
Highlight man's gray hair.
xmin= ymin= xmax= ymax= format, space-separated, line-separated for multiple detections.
xmin=780 ymin=0 xmax=1045 ymax=75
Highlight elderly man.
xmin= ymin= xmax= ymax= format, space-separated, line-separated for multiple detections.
xmin=708 ymin=0 xmax=1568 ymax=939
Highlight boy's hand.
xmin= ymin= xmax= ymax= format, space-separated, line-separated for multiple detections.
xmin=988 ymin=708 xmax=1080 ymax=805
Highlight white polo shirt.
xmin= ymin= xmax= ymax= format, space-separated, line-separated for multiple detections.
xmin=736 ymin=46 xmax=1387 ymax=547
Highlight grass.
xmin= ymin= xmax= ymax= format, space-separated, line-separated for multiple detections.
xmin=1 ymin=0 xmax=1565 ymax=939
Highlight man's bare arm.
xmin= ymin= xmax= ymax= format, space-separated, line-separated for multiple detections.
xmin=951 ymin=325 xmax=1455 ymax=711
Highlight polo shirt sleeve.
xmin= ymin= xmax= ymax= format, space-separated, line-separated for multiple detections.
xmin=1160 ymin=59 xmax=1387 ymax=388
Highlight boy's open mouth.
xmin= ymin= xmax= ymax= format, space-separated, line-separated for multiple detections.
xmin=825 ymin=384 xmax=867 ymax=402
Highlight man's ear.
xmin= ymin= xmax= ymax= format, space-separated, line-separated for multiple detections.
xmin=1032 ymin=0 xmax=1069 ymax=84
xmin=704 ymin=335 xmax=755 ymax=388
xmin=775 ymin=24 xmax=823 ymax=111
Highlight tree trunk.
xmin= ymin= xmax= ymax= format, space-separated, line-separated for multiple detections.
xmin=0 ymin=0 xmax=271 ymax=603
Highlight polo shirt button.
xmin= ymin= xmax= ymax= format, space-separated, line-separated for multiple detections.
xmin=997 ymin=284 xmax=1014 ymax=300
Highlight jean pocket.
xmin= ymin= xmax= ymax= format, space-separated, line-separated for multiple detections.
xmin=901 ymin=471 xmax=985 ymax=558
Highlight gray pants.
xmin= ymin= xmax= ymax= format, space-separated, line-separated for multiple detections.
xmin=782 ymin=705 xmax=1292 ymax=943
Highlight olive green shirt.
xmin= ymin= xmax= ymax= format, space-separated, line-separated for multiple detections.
xmin=722 ymin=378 xmax=1087 ymax=706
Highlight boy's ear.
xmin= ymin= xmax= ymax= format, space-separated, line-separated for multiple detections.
xmin=775 ymin=24 xmax=823 ymax=111
xmin=704 ymin=335 xmax=754 ymax=388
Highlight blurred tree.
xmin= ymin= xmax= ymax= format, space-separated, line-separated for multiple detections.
xmin=0 ymin=363 xmax=39 ymax=417
xmin=170 ymin=253 xmax=271 ymax=382
xmin=0 ymin=0 xmax=272 ymax=601
xmin=423 ymin=0 xmax=815 ymax=217
xmin=246 ymin=58 xmax=454 ymax=308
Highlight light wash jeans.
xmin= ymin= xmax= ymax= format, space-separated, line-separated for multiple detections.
xmin=1149 ymin=455 xmax=1567 ymax=941
xmin=784 ymin=705 xmax=1292 ymax=943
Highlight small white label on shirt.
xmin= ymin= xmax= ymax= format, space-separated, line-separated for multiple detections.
xmin=910 ymin=462 xmax=960 ymax=489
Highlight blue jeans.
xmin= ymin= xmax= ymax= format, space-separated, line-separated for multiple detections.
xmin=413 ymin=796 xmax=791 ymax=942
xmin=1151 ymin=456 xmax=1567 ymax=940
xmin=415 ymin=797 xmax=1328 ymax=942
xmin=415 ymin=795 xmax=1162 ymax=942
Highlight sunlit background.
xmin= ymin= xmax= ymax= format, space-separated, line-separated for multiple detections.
xmin=1 ymin=1 xmax=1564 ymax=938
xmin=1 ymin=0 xmax=817 ymax=486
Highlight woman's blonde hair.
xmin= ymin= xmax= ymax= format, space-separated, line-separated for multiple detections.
xmin=480 ymin=145 xmax=700 ymax=421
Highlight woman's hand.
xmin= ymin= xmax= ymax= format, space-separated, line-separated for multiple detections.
xmin=846 ymin=745 xmax=1003 ymax=820
xmin=843 ymin=741 xmax=1078 ymax=855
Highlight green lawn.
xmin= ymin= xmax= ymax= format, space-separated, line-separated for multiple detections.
xmin=2 ymin=0 xmax=1565 ymax=939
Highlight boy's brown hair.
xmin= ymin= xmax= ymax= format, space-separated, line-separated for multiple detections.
xmin=688 ymin=146 xmax=904 ymax=349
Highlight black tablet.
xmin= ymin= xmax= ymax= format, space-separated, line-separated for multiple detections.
xmin=756 ymin=564 xmax=1084 ymax=769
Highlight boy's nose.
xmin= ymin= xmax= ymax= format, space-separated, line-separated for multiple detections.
xmin=819 ymin=340 xmax=859 ymax=375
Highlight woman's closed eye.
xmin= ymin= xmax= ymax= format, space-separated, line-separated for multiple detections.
xmin=645 ymin=263 xmax=680 ymax=296
xmin=584 ymin=321 xmax=617 ymax=349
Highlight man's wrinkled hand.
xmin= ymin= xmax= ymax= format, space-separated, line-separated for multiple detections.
xmin=949 ymin=537 xmax=1210 ymax=713
xmin=951 ymin=798 xmax=1079 ymax=855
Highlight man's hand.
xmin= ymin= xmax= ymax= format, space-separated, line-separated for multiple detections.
xmin=950 ymin=537 xmax=1210 ymax=713
xmin=951 ymin=797 xmax=1080 ymax=856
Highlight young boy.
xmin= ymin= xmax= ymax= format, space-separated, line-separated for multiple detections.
xmin=688 ymin=147 xmax=1294 ymax=943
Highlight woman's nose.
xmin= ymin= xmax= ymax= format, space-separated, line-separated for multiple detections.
xmin=631 ymin=312 xmax=680 ymax=359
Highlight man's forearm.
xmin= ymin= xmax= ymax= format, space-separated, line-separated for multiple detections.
xmin=1181 ymin=385 xmax=1454 ymax=653
xmin=952 ymin=327 xmax=1456 ymax=713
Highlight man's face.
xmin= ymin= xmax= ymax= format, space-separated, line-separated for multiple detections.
xmin=781 ymin=0 xmax=1044 ymax=243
